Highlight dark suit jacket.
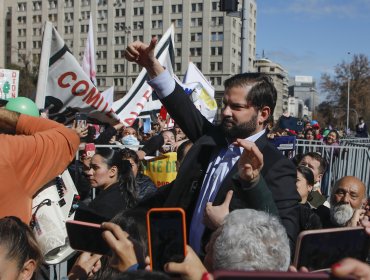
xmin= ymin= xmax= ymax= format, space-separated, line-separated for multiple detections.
xmin=144 ymin=83 xmax=300 ymax=252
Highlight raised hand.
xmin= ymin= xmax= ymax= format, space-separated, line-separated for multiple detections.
xmin=203 ymin=190 xmax=233 ymax=230
xmin=124 ymin=37 xmax=164 ymax=78
xmin=234 ymin=139 xmax=263 ymax=182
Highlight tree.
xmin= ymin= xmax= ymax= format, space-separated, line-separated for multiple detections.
xmin=6 ymin=48 xmax=39 ymax=101
xmin=320 ymin=54 xmax=370 ymax=129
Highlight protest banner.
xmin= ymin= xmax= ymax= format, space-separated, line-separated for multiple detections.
xmin=112 ymin=25 xmax=175 ymax=126
xmin=0 ymin=69 xmax=19 ymax=99
xmin=37 ymin=22 xmax=120 ymax=124
xmin=143 ymin=152 xmax=177 ymax=187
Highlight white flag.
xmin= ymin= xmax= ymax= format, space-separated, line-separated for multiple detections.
xmin=112 ymin=25 xmax=175 ymax=127
xmin=81 ymin=17 xmax=97 ymax=86
xmin=182 ymin=62 xmax=218 ymax=122
xmin=45 ymin=25 xmax=120 ymax=125
xmin=101 ymin=85 xmax=114 ymax=107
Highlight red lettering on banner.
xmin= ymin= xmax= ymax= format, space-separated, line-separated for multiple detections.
xmin=124 ymin=118 xmax=135 ymax=126
xmin=137 ymin=103 xmax=144 ymax=110
xmin=71 ymin=80 xmax=89 ymax=96
xmin=96 ymin=96 xmax=104 ymax=110
xmin=12 ymin=71 xmax=17 ymax=77
xmin=82 ymin=87 xmax=101 ymax=108
xmin=58 ymin=72 xmax=77 ymax=88
xmin=143 ymin=89 xmax=151 ymax=100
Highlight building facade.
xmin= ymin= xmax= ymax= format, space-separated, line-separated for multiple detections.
xmin=1 ymin=0 xmax=257 ymax=103
xmin=288 ymin=75 xmax=317 ymax=118
xmin=254 ymin=58 xmax=289 ymax=121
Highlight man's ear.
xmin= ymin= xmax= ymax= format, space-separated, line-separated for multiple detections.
xmin=258 ymin=106 xmax=270 ymax=125
xmin=317 ymin=173 xmax=323 ymax=183
xmin=20 ymin=259 xmax=37 ymax=280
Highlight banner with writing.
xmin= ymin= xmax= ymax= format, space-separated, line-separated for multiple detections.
xmin=143 ymin=152 xmax=177 ymax=187
xmin=0 ymin=69 xmax=19 ymax=99
xmin=45 ymin=26 xmax=120 ymax=125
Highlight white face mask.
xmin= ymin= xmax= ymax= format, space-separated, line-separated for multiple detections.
xmin=122 ymin=135 xmax=139 ymax=146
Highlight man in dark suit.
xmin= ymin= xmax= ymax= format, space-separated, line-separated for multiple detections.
xmin=125 ymin=38 xmax=300 ymax=255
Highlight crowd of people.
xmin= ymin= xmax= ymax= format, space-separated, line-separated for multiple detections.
xmin=0 ymin=36 xmax=369 ymax=280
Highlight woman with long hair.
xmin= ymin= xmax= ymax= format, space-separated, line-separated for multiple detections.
xmin=84 ymin=148 xmax=138 ymax=220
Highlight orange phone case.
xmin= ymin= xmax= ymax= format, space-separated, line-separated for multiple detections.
xmin=146 ymin=207 xmax=187 ymax=271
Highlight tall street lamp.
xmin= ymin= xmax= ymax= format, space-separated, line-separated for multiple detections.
xmin=124 ymin=26 xmax=131 ymax=94
xmin=346 ymin=52 xmax=351 ymax=134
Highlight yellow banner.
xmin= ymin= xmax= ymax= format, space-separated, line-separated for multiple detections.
xmin=143 ymin=152 xmax=177 ymax=187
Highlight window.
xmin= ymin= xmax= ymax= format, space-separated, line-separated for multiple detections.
xmin=81 ymin=24 xmax=89 ymax=33
xmin=114 ymin=50 xmax=125 ymax=58
xmin=176 ymin=34 xmax=182 ymax=42
xmin=18 ymin=16 xmax=27 ymax=24
xmin=64 ymin=0 xmax=74 ymax=8
xmin=97 ymin=37 xmax=107 ymax=45
xmin=97 ymin=78 xmax=106 ymax=87
xmin=152 ymin=6 xmax=162 ymax=14
xmin=64 ymin=26 xmax=74 ymax=34
xmin=116 ymin=8 xmax=125 ymax=17
xmin=97 ymin=65 xmax=107 ymax=73
xmin=176 ymin=48 xmax=182 ymax=56
xmin=171 ymin=4 xmax=182 ymax=13
xmin=114 ymin=78 xmax=124 ymax=86
xmin=190 ymin=48 xmax=202 ymax=56
xmin=151 ymin=20 xmax=162 ymax=29
xmin=134 ymin=7 xmax=144 ymax=16
xmin=114 ymin=64 xmax=125 ymax=73
xmin=212 ymin=1 xmax=218 ymax=10
xmin=18 ymin=2 xmax=27 ymax=12
xmin=175 ymin=63 xmax=181 ymax=72
xmin=33 ymin=1 xmax=42 ymax=10
xmin=96 ymin=51 xmax=107 ymax=59
xmin=48 ymin=0 xmax=57 ymax=9
xmin=32 ymin=41 xmax=42 ymax=48
xmin=97 ymin=24 xmax=107 ymax=32
xmin=190 ymin=33 xmax=202 ymax=42
xmin=18 ymin=29 xmax=26 ymax=37
xmin=134 ymin=21 xmax=143 ymax=29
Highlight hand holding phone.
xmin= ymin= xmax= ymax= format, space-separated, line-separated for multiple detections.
xmin=101 ymin=222 xmax=138 ymax=272
xmin=75 ymin=112 xmax=87 ymax=129
xmin=147 ymin=208 xmax=187 ymax=271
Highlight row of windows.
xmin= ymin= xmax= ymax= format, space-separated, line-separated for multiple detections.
xmin=97 ymin=75 xmax=224 ymax=88
xmin=21 ymin=0 xmax=229 ymax=15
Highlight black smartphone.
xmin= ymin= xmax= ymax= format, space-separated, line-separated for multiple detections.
xmin=66 ymin=220 xmax=110 ymax=255
xmin=146 ymin=208 xmax=187 ymax=271
xmin=75 ymin=112 xmax=87 ymax=129
xmin=293 ymin=227 xmax=369 ymax=271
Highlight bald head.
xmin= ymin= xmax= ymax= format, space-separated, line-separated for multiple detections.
xmin=331 ymin=176 xmax=367 ymax=210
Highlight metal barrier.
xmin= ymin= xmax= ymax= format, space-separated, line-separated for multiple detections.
xmin=293 ymin=139 xmax=370 ymax=197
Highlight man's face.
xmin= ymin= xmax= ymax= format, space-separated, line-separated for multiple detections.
xmin=330 ymin=178 xmax=366 ymax=226
xmin=220 ymin=86 xmax=261 ymax=139
xmin=299 ymin=156 xmax=322 ymax=183
xmin=332 ymin=178 xmax=366 ymax=210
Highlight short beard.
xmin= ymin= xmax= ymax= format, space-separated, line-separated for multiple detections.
xmin=330 ymin=203 xmax=354 ymax=226
xmin=221 ymin=113 xmax=258 ymax=140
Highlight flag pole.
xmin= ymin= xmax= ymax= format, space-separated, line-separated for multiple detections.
xmin=35 ymin=21 xmax=53 ymax=109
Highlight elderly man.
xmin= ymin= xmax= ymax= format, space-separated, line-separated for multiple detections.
xmin=317 ymin=176 xmax=367 ymax=228
xmin=0 ymin=104 xmax=80 ymax=223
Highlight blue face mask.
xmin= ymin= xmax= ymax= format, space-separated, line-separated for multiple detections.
xmin=122 ymin=135 xmax=139 ymax=146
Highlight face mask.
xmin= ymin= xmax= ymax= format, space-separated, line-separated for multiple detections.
xmin=122 ymin=135 xmax=139 ymax=146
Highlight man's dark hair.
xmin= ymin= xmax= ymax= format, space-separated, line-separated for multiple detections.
xmin=224 ymin=73 xmax=277 ymax=124
xmin=301 ymin=152 xmax=327 ymax=174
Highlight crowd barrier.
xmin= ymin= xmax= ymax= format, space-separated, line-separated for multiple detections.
xmin=293 ymin=139 xmax=370 ymax=197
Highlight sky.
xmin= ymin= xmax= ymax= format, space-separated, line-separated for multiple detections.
xmin=256 ymin=0 xmax=370 ymax=92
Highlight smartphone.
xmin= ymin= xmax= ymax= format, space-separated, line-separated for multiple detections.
xmin=75 ymin=112 xmax=87 ymax=129
xmin=213 ymin=270 xmax=332 ymax=280
xmin=293 ymin=227 xmax=369 ymax=271
xmin=147 ymin=208 xmax=187 ymax=271
xmin=66 ymin=220 xmax=110 ymax=255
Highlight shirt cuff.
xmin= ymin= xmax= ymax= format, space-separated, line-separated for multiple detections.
xmin=147 ymin=70 xmax=175 ymax=99
xmin=127 ymin=263 xmax=139 ymax=271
